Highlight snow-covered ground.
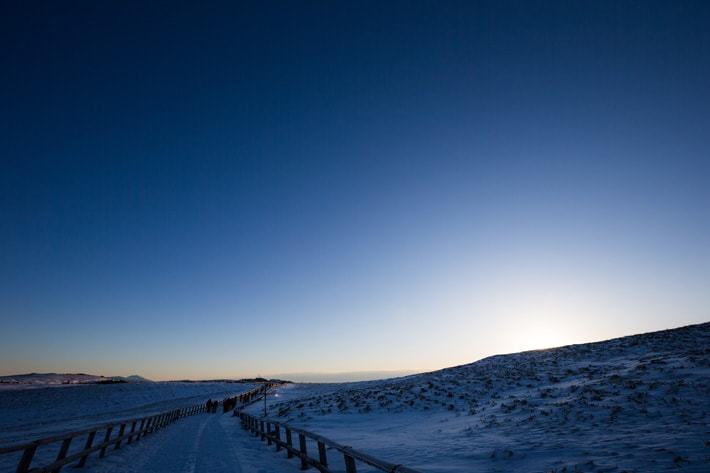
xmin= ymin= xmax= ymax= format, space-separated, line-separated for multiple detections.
xmin=86 ymin=411 xmax=296 ymax=473
xmin=0 ymin=382 xmax=256 ymax=447
xmin=245 ymin=322 xmax=710 ymax=472
xmin=1 ymin=323 xmax=707 ymax=473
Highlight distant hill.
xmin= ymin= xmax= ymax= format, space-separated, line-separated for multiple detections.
xmin=121 ymin=374 xmax=152 ymax=383
xmin=0 ymin=373 xmax=153 ymax=387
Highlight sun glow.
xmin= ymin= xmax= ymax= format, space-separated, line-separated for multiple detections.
xmin=515 ymin=321 xmax=568 ymax=351
xmin=490 ymin=282 xmax=582 ymax=353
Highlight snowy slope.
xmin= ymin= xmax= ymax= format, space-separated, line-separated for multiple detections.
xmin=0 ymin=382 xmax=256 ymax=447
xmin=248 ymin=322 xmax=710 ymax=472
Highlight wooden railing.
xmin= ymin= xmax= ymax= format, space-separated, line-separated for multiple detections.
xmin=0 ymin=385 xmax=265 ymax=473
xmin=222 ymin=384 xmax=271 ymax=412
xmin=237 ymin=411 xmax=423 ymax=473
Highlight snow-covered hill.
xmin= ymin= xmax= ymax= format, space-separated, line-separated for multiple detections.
xmin=0 ymin=372 xmax=151 ymax=387
xmin=253 ymin=322 xmax=710 ymax=472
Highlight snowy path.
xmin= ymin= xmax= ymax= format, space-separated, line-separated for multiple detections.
xmin=87 ymin=413 xmax=296 ymax=473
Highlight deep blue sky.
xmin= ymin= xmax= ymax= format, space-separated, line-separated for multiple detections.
xmin=1 ymin=1 xmax=709 ymax=380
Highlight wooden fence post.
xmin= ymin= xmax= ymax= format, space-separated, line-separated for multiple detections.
xmin=127 ymin=421 xmax=137 ymax=444
xmin=275 ymin=424 xmax=282 ymax=451
xmin=266 ymin=423 xmax=272 ymax=445
xmin=99 ymin=426 xmax=113 ymax=458
xmin=318 ymin=441 xmax=328 ymax=468
xmin=299 ymin=433 xmax=309 ymax=470
xmin=143 ymin=417 xmax=152 ymax=437
xmin=51 ymin=437 xmax=72 ymax=473
xmin=286 ymin=429 xmax=294 ymax=458
xmin=76 ymin=431 xmax=96 ymax=468
xmin=16 ymin=444 xmax=38 ymax=473
xmin=344 ymin=454 xmax=357 ymax=473
xmin=114 ymin=423 xmax=126 ymax=449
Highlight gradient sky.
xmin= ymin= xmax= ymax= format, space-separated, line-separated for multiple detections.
xmin=1 ymin=1 xmax=709 ymax=381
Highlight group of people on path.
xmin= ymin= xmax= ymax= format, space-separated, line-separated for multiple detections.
xmin=205 ymin=395 xmax=240 ymax=413
xmin=205 ymin=386 xmax=266 ymax=415
xmin=205 ymin=399 xmax=219 ymax=413
xmin=221 ymin=396 xmax=238 ymax=412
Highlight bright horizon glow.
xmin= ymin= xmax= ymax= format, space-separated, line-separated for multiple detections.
xmin=1 ymin=2 xmax=709 ymax=381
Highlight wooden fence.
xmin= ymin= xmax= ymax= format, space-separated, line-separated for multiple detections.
xmin=0 ymin=385 xmax=266 ymax=473
xmin=238 ymin=411 xmax=422 ymax=473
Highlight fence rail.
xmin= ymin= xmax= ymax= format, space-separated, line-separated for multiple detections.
xmin=0 ymin=385 xmax=266 ymax=473
xmin=237 ymin=411 xmax=422 ymax=473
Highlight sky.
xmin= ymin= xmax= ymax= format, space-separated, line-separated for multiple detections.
xmin=1 ymin=1 xmax=709 ymax=381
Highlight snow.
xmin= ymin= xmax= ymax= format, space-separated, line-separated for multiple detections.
xmin=87 ymin=413 xmax=296 ymax=473
xmin=0 ymin=382 xmax=256 ymax=446
xmin=0 ymin=373 xmax=147 ymax=388
xmin=1 ymin=322 xmax=707 ymax=473
xmin=245 ymin=322 xmax=710 ymax=472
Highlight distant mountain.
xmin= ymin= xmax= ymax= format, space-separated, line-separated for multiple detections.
xmin=0 ymin=373 xmax=153 ymax=387
xmin=120 ymin=375 xmax=152 ymax=383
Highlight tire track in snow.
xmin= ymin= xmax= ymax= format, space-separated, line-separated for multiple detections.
xmin=178 ymin=416 xmax=208 ymax=473
xmin=87 ymin=414 xmax=239 ymax=473
xmin=86 ymin=412 xmax=296 ymax=473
